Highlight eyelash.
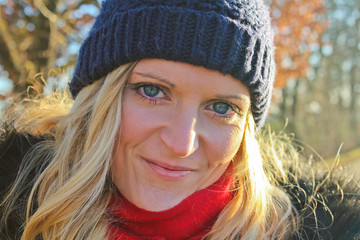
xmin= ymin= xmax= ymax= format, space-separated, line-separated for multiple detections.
xmin=128 ymin=82 xmax=242 ymax=121
xmin=129 ymin=82 xmax=169 ymax=105
xmin=207 ymin=101 xmax=242 ymax=121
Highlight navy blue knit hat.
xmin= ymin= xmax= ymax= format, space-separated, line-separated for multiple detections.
xmin=70 ymin=0 xmax=276 ymax=129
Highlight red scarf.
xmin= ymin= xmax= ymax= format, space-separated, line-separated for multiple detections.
xmin=108 ymin=170 xmax=233 ymax=240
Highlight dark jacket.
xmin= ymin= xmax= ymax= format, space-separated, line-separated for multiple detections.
xmin=1 ymin=131 xmax=360 ymax=240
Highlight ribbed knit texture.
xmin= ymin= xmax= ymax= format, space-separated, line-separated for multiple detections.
xmin=70 ymin=0 xmax=275 ymax=129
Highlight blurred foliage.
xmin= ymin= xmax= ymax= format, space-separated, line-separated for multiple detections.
xmin=269 ymin=0 xmax=327 ymax=88
xmin=269 ymin=0 xmax=360 ymax=158
xmin=0 ymin=0 xmax=99 ymax=95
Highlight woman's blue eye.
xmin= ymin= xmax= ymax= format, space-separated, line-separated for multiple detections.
xmin=213 ymin=102 xmax=230 ymax=114
xmin=143 ymin=85 xmax=160 ymax=97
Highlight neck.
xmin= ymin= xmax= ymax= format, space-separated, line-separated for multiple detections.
xmin=108 ymin=169 xmax=234 ymax=240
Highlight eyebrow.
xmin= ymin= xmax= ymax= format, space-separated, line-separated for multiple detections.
xmin=215 ymin=94 xmax=250 ymax=103
xmin=134 ymin=72 xmax=176 ymax=87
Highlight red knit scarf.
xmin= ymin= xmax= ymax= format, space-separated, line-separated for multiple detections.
xmin=107 ymin=170 xmax=233 ymax=240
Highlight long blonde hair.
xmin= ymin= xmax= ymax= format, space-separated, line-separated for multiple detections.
xmin=1 ymin=63 xmax=296 ymax=239
xmin=204 ymin=112 xmax=296 ymax=239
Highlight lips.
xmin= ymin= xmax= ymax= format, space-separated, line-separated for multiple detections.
xmin=143 ymin=158 xmax=194 ymax=180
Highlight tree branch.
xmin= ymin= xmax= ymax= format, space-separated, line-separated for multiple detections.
xmin=33 ymin=0 xmax=74 ymax=35
xmin=0 ymin=8 xmax=25 ymax=75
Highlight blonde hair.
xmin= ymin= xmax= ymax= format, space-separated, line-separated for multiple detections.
xmin=1 ymin=63 xmax=296 ymax=239
xmin=205 ymin=113 xmax=296 ymax=239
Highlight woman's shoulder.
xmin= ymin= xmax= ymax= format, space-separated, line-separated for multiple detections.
xmin=284 ymin=165 xmax=360 ymax=239
xmin=0 ymin=127 xmax=49 ymax=194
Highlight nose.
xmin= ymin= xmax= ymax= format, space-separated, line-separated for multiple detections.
xmin=160 ymin=112 xmax=199 ymax=158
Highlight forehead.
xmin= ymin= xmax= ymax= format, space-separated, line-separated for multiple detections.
xmin=132 ymin=59 xmax=250 ymax=99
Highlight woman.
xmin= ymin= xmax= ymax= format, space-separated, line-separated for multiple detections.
xmin=1 ymin=0 xmax=359 ymax=239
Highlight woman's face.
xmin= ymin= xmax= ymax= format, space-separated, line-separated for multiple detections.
xmin=112 ymin=59 xmax=250 ymax=211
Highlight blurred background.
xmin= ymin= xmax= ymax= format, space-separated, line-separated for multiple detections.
xmin=0 ymin=0 xmax=359 ymax=167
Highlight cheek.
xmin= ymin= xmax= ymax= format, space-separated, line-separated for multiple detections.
xmin=205 ymin=124 xmax=244 ymax=166
xmin=119 ymin=93 xmax=162 ymax=143
xmin=112 ymin=92 xmax=163 ymax=184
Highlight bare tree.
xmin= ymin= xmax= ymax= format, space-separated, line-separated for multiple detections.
xmin=0 ymin=0 xmax=98 ymax=95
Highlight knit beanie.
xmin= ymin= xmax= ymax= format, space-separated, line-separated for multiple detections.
xmin=69 ymin=0 xmax=276 ymax=129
